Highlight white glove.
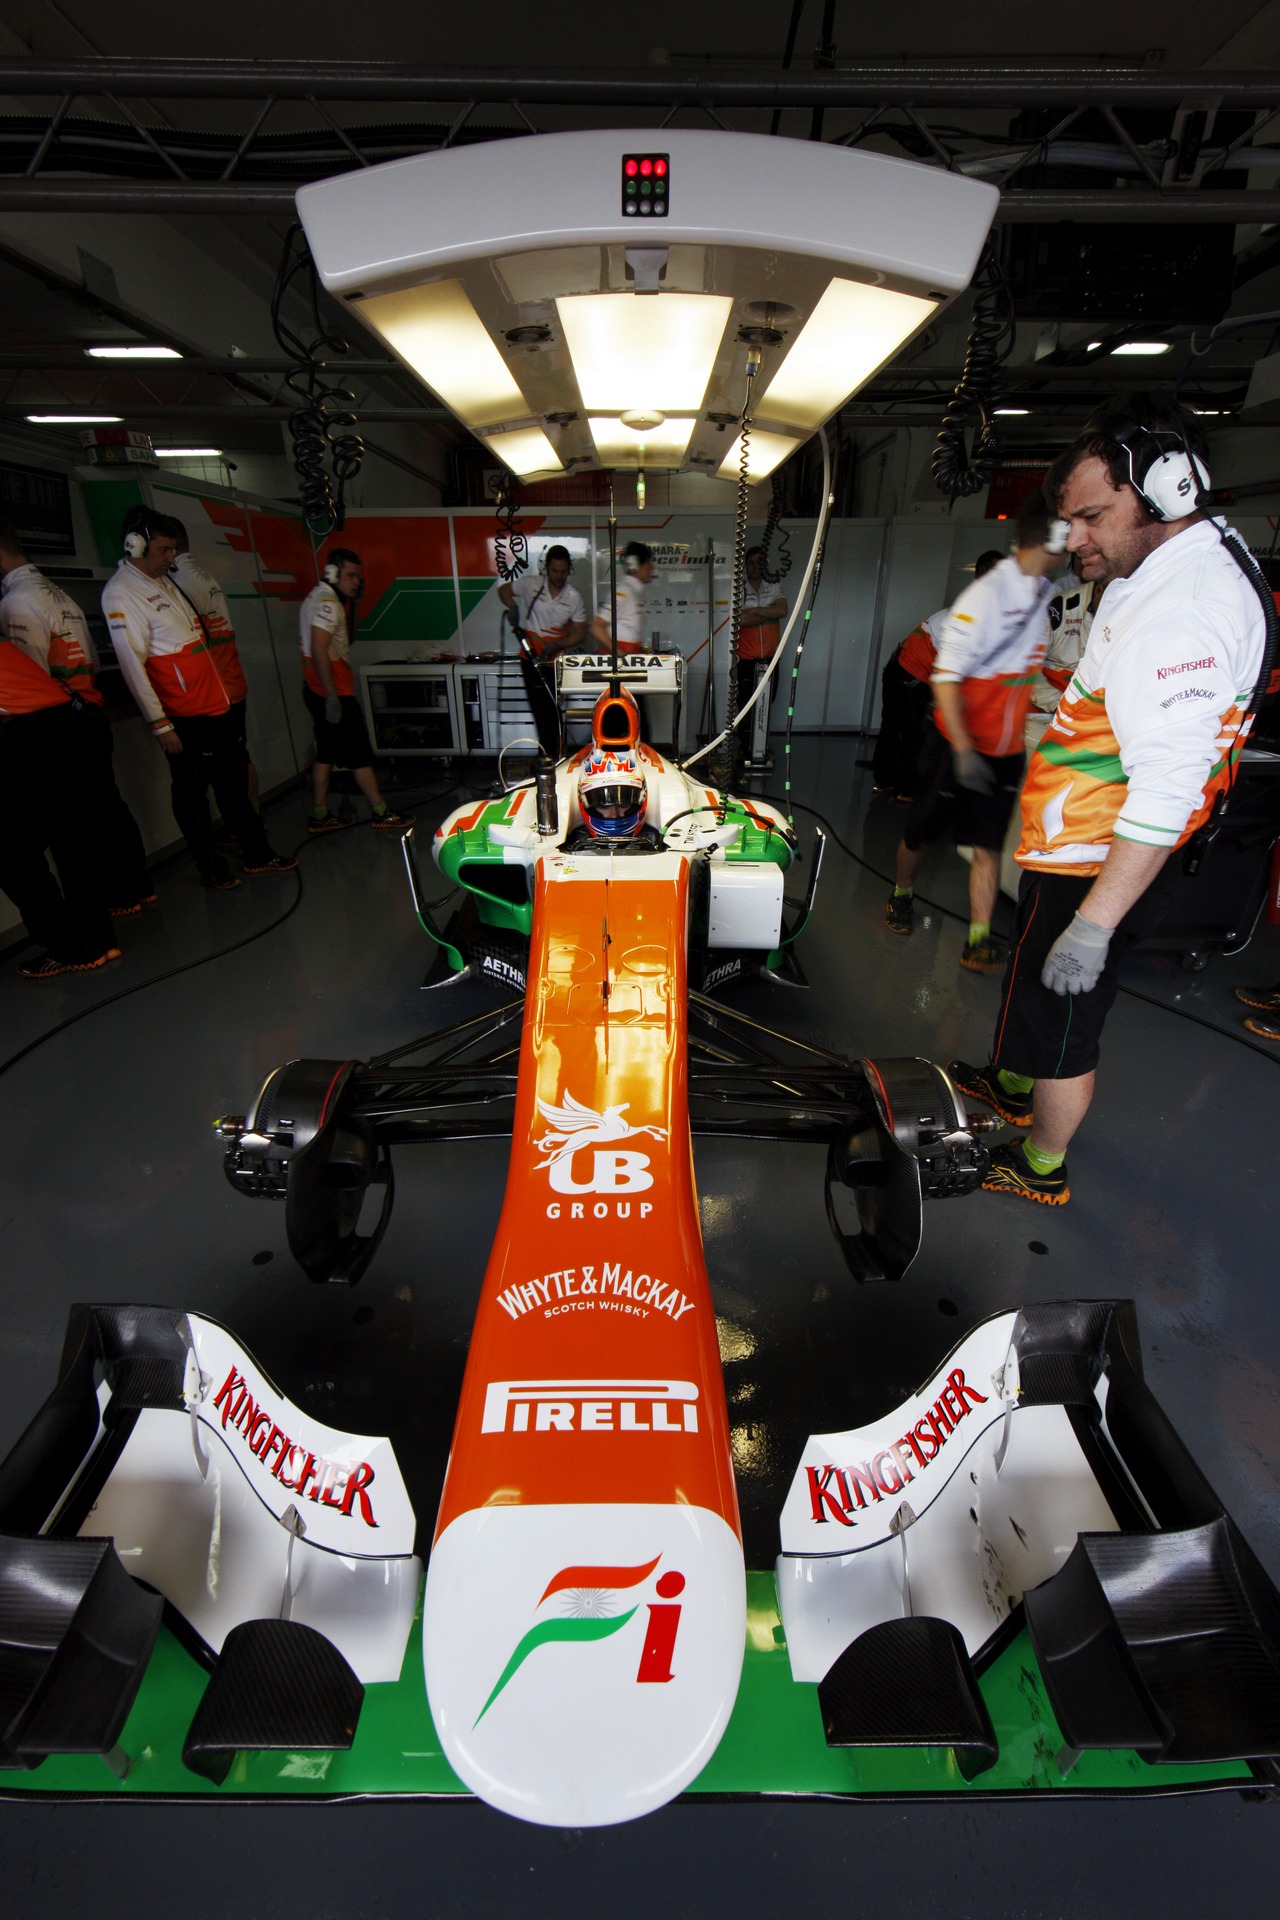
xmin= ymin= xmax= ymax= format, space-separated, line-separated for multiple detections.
xmin=952 ymin=748 xmax=996 ymax=795
xmin=1041 ymin=911 xmax=1113 ymax=996
xmin=324 ymin=693 xmax=342 ymax=725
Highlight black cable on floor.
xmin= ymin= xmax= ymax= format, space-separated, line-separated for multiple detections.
xmin=787 ymin=798 xmax=1280 ymax=1067
xmin=0 ymin=777 xmax=469 ymax=1087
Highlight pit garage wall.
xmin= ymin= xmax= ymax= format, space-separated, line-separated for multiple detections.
xmin=4 ymin=481 xmax=1275 ymax=945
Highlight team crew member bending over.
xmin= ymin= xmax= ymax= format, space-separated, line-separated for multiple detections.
xmin=0 ymin=518 xmax=152 ymax=917
xmin=952 ymin=398 xmax=1266 ymax=1206
xmin=103 ymin=513 xmax=294 ymax=889
xmin=886 ymin=493 xmax=1064 ymax=972
xmin=499 ymin=543 xmax=586 ymax=759
xmin=300 ymin=548 xmax=412 ymax=835
xmin=873 ymin=550 xmax=1003 ymax=802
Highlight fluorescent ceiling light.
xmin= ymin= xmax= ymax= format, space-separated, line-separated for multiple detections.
xmin=1111 ymin=342 xmax=1171 ymax=356
xmin=1191 ymin=408 xmax=1227 ymax=416
xmin=27 ymin=413 xmax=123 ymax=424
xmin=588 ymin=416 xmax=695 ymax=465
xmin=758 ymin=279 xmax=936 ymax=431
xmin=995 ymin=407 xmax=1029 ymax=415
xmin=361 ymin=279 xmax=529 ymax=429
xmin=556 ymin=293 xmax=733 ymax=412
xmin=155 ymin=447 xmax=223 ymax=457
xmin=716 ymin=429 xmax=803 ymax=484
xmin=480 ymin=425 xmax=564 ymax=478
xmin=86 ymin=345 xmax=183 ymax=360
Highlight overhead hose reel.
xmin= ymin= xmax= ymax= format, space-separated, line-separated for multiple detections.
xmin=931 ymin=237 xmax=1016 ymax=500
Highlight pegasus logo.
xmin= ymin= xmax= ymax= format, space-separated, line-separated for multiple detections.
xmin=534 ymin=1093 xmax=666 ymax=1197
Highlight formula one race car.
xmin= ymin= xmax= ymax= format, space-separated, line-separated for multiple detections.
xmin=2 ymin=690 xmax=1278 ymax=1827
xmin=411 ymin=683 xmax=816 ymax=998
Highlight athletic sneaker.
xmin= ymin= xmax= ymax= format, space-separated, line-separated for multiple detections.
xmin=960 ymin=936 xmax=1007 ymax=975
xmin=370 ymin=807 xmax=416 ymax=830
xmin=308 ymin=811 xmax=350 ymax=836
xmin=981 ymin=1139 xmax=1069 ymax=1207
xmin=1244 ymin=1012 xmax=1280 ymax=1040
xmin=110 ymin=893 xmax=157 ymax=916
xmin=18 ymin=949 xmax=118 ymax=980
xmin=946 ymin=1059 xmax=1032 ymax=1127
xmin=1234 ymin=982 xmax=1280 ymax=1012
xmin=243 ymin=852 xmax=299 ymax=874
xmin=884 ymin=892 xmax=913 ymax=935
xmin=201 ymin=872 xmax=242 ymax=891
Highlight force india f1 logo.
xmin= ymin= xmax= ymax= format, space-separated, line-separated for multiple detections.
xmin=475 ymin=1555 xmax=687 ymax=1725
xmin=534 ymin=1092 xmax=666 ymax=1195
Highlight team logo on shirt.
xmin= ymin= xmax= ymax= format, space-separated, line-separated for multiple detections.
xmin=1156 ymin=657 xmax=1216 ymax=681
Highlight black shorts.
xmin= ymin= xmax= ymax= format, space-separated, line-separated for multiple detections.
xmin=902 ymin=726 xmax=1023 ymax=854
xmin=991 ymin=867 xmax=1174 ymax=1080
xmin=305 ymin=687 xmax=374 ymax=770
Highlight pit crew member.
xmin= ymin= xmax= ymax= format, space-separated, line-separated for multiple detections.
xmin=300 ymin=547 xmax=412 ymax=835
xmin=103 ymin=512 xmax=294 ymax=888
xmin=952 ymin=400 xmax=1266 ymax=1205
xmin=498 ymin=543 xmax=586 ymax=759
xmin=885 ymin=494 xmax=1064 ymax=971
xmin=0 ymin=518 xmax=151 ymax=917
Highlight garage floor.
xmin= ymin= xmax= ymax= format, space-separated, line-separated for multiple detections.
xmin=2 ymin=734 xmax=1278 ymax=1918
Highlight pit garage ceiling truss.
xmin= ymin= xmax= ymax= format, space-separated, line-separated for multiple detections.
xmin=0 ymin=58 xmax=1277 ymax=223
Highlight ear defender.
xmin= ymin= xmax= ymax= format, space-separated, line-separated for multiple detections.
xmin=1046 ymin=518 xmax=1070 ymax=555
xmin=124 ymin=529 xmax=148 ymax=559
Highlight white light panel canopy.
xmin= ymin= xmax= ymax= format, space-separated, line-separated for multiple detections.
xmin=361 ymin=280 xmax=530 ymax=429
xmin=716 ymin=430 xmax=804 ymax=484
xmin=558 ymin=293 xmax=732 ymax=412
xmin=478 ymin=425 xmax=563 ymax=478
xmin=298 ymin=130 xmax=998 ymax=479
xmin=757 ymin=280 xmax=937 ymax=432
xmin=588 ymin=416 xmax=696 ymax=466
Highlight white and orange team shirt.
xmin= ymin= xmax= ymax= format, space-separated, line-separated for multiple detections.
xmin=1032 ymin=573 xmax=1095 ymax=713
xmin=595 ymin=573 xmax=648 ymax=655
xmin=0 ymin=563 xmax=102 ymax=706
xmin=509 ymin=573 xmax=586 ymax=655
xmin=930 ymin=556 xmax=1052 ymax=757
xmin=0 ymin=635 xmax=71 ymax=715
xmin=1019 ymin=520 xmax=1265 ymax=878
xmin=299 ymin=581 xmax=354 ymax=697
xmin=897 ymin=610 xmax=948 ymax=683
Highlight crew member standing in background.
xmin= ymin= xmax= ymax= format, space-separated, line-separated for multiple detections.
xmin=591 ymin=541 xmax=655 ymax=656
xmin=738 ymin=543 xmax=788 ymax=713
xmin=0 ymin=634 xmax=118 ymax=978
xmin=952 ymin=399 xmax=1266 ymax=1206
xmin=885 ymin=495 xmax=1065 ymax=971
xmin=166 ymin=514 xmax=259 ymax=807
xmin=0 ymin=518 xmax=152 ymax=918
xmin=300 ymin=546 xmax=413 ymax=835
xmin=104 ymin=511 xmax=295 ymax=888
xmin=592 ymin=541 xmax=658 ymax=738
xmin=498 ymin=543 xmax=586 ymax=759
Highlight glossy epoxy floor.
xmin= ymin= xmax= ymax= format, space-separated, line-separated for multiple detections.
xmin=1 ymin=737 xmax=1278 ymax=1919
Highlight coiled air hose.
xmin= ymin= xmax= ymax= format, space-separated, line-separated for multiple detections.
xmin=271 ymin=223 xmax=366 ymax=539
xmin=931 ymin=237 xmax=1016 ymax=500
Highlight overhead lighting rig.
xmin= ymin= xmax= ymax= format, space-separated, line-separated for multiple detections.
xmin=297 ymin=130 xmax=998 ymax=483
